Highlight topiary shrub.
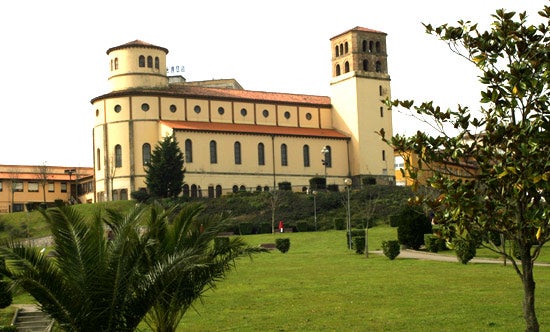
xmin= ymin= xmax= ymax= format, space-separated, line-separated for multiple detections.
xmin=454 ymin=238 xmax=476 ymax=264
xmin=275 ymin=238 xmax=291 ymax=253
xmin=424 ymin=234 xmax=447 ymax=253
xmin=353 ymin=236 xmax=365 ymax=254
xmin=382 ymin=240 xmax=400 ymax=260
xmin=396 ymin=206 xmax=432 ymax=250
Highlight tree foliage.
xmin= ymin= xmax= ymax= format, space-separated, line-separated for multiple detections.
xmin=0 ymin=203 xmax=260 ymax=331
xmin=145 ymin=135 xmax=185 ymax=198
xmin=386 ymin=6 xmax=549 ymax=331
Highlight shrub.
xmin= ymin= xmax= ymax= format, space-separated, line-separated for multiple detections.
xmin=259 ymin=222 xmax=272 ymax=234
xmin=0 ymin=280 xmax=12 ymax=309
xmin=275 ymin=238 xmax=290 ymax=253
xmin=0 ymin=326 xmax=17 ymax=332
xmin=309 ymin=177 xmax=326 ymax=190
xmin=131 ymin=190 xmax=151 ymax=203
xmin=454 ymin=238 xmax=476 ymax=264
xmin=353 ymin=236 xmax=365 ymax=254
xmin=381 ymin=240 xmax=400 ymax=260
xmin=396 ymin=206 xmax=432 ymax=250
xmin=424 ymin=234 xmax=447 ymax=253
xmin=389 ymin=215 xmax=399 ymax=227
xmin=334 ymin=218 xmax=345 ymax=230
xmin=238 ymin=222 xmax=254 ymax=235
xmin=296 ymin=221 xmax=308 ymax=232
xmin=327 ymin=184 xmax=339 ymax=192
xmin=362 ymin=177 xmax=377 ymax=185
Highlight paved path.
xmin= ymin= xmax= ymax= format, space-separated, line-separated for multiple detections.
xmin=373 ymin=249 xmax=550 ymax=267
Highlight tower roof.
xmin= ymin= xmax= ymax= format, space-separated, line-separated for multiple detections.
xmin=330 ymin=26 xmax=386 ymax=40
xmin=106 ymin=40 xmax=169 ymax=55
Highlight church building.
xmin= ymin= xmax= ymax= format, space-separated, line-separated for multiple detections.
xmin=90 ymin=27 xmax=393 ymax=201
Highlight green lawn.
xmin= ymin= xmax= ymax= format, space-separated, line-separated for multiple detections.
xmin=170 ymin=227 xmax=549 ymax=332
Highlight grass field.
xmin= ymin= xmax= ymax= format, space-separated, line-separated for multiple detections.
xmin=169 ymin=227 xmax=549 ymax=332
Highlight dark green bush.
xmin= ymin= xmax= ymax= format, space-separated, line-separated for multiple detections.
xmin=131 ymin=190 xmax=151 ymax=203
xmin=309 ymin=177 xmax=326 ymax=190
xmin=0 ymin=280 xmax=12 ymax=309
xmin=334 ymin=218 xmax=345 ymax=230
xmin=296 ymin=221 xmax=308 ymax=232
xmin=396 ymin=206 xmax=432 ymax=250
xmin=382 ymin=240 xmax=400 ymax=260
xmin=424 ymin=234 xmax=447 ymax=253
xmin=362 ymin=177 xmax=377 ymax=185
xmin=327 ymin=184 xmax=339 ymax=192
xmin=352 ymin=236 xmax=365 ymax=254
xmin=238 ymin=222 xmax=254 ymax=235
xmin=389 ymin=215 xmax=399 ymax=227
xmin=0 ymin=326 xmax=17 ymax=332
xmin=259 ymin=222 xmax=272 ymax=234
xmin=454 ymin=238 xmax=476 ymax=264
xmin=275 ymin=238 xmax=291 ymax=253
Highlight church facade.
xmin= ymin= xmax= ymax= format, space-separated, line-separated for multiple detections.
xmin=90 ymin=27 xmax=393 ymax=201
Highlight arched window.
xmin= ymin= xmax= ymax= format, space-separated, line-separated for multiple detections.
xmin=375 ymin=41 xmax=381 ymax=53
xmin=154 ymin=57 xmax=159 ymax=69
xmin=256 ymin=186 xmax=262 ymax=192
xmin=344 ymin=42 xmax=349 ymax=54
xmin=112 ymin=190 xmax=119 ymax=201
xmin=263 ymin=186 xmax=270 ymax=192
xmin=120 ymin=189 xmax=128 ymax=200
xmin=335 ymin=64 xmax=341 ymax=76
xmin=114 ymin=58 xmax=119 ymax=70
xmin=324 ymin=146 xmax=332 ymax=168
xmin=363 ymin=60 xmax=369 ymax=71
xmin=281 ymin=144 xmax=288 ymax=166
xmin=185 ymin=139 xmax=193 ymax=163
xmin=96 ymin=148 xmax=101 ymax=170
xmin=335 ymin=46 xmax=339 ymax=57
xmin=369 ymin=41 xmax=374 ymax=52
xmin=210 ymin=140 xmax=217 ymax=164
xmin=139 ymin=55 xmax=145 ymax=67
xmin=258 ymin=143 xmax=265 ymax=165
xmin=362 ymin=40 xmax=367 ymax=52
xmin=303 ymin=145 xmax=310 ymax=167
xmin=191 ymin=184 xmax=197 ymax=198
xmin=115 ymin=144 xmax=122 ymax=167
xmin=344 ymin=61 xmax=350 ymax=73
xmin=376 ymin=61 xmax=382 ymax=73
xmin=234 ymin=141 xmax=241 ymax=165
xmin=232 ymin=185 xmax=238 ymax=193
xmin=339 ymin=44 xmax=343 ymax=55
xmin=147 ymin=56 xmax=153 ymax=68
xmin=239 ymin=185 xmax=246 ymax=192
xmin=182 ymin=184 xmax=190 ymax=197
xmin=215 ymin=185 xmax=222 ymax=197
xmin=142 ymin=143 xmax=151 ymax=166
xmin=208 ymin=186 xmax=214 ymax=198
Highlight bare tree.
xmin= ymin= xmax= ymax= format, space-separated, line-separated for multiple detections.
xmin=269 ymin=189 xmax=280 ymax=234
xmin=362 ymin=190 xmax=380 ymax=258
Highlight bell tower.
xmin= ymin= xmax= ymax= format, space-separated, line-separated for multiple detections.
xmin=329 ymin=27 xmax=393 ymax=184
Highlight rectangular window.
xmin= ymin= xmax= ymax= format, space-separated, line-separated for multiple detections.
xmin=380 ymin=107 xmax=384 ymax=117
xmin=48 ymin=182 xmax=55 ymax=192
xmin=28 ymin=182 xmax=39 ymax=192
xmin=382 ymin=150 xmax=386 ymax=161
xmin=0 ymin=181 xmax=3 ymax=192
xmin=13 ymin=181 xmax=23 ymax=192
xmin=12 ymin=204 xmax=24 ymax=212
xmin=61 ymin=182 xmax=67 ymax=193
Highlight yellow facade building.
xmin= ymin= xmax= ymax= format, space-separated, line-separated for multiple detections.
xmin=91 ymin=27 xmax=394 ymax=201
xmin=0 ymin=165 xmax=94 ymax=213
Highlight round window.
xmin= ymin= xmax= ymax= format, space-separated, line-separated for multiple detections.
xmin=141 ymin=103 xmax=150 ymax=112
xmin=114 ymin=105 xmax=121 ymax=113
xmin=194 ymin=105 xmax=201 ymax=114
xmin=240 ymin=108 xmax=247 ymax=116
xmin=305 ymin=112 xmax=312 ymax=120
xmin=284 ymin=111 xmax=291 ymax=119
xmin=169 ymin=104 xmax=177 ymax=113
xmin=262 ymin=109 xmax=269 ymax=118
xmin=218 ymin=107 xmax=225 ymax=115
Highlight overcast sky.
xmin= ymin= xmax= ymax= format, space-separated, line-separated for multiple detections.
xmin=1 ymin=0 xmax=546 ymax=167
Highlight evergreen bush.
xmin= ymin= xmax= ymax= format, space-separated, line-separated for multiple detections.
xmin=424 ymin=234 xmax=447 ymax=253
xmin=381 ymin=240 xmax=400 ymax=260
xmin=334 ymin=218 xmax=345 ymax=230
xmin=296 ymin=221 xmax=308 ymax=232
xmin=353 ymin=236 xmax=365 ymax=254
xmin=454 ymin=238 xmax=476 ymax=264
xmin=238 ymin=222 xmax=254 ymax=235
xmin=396 ymin=206 xmax=432 ymax=250
xmin=275 ymin=238 xmax=290 ymax=253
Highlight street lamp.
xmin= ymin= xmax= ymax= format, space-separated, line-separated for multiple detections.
xmin=321 ymin=146 xmax=329 ymax=184
xmin=344 ymin=178 xmax=352 ymax=250
xmin=64 ymin=168 xmax=76 ymax=204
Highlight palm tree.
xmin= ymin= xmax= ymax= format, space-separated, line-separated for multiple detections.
xmin=0 ymin=203 xmax=261 ymax=331
xmin=141 ymin=202 xmax=260 ymax=332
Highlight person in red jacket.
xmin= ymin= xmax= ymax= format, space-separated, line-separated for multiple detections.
xmin=278 ymin=220 xmax=284 ymax=233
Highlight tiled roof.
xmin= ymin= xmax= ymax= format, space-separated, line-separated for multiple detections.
xmin=161 ymin=120 xmax=350 ymax=139
xmin=106 ymin=40 xmax=169 ymax=55
xmin=330 ymin=26 xmax=386 ymax=40
xmin=92 ymin=84 xmax=332 ymax=107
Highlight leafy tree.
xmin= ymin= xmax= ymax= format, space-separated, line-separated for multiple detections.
xmin=386 ymin=6 xmax=549 ymax=331
xmin=396 ymin=205 xmax=432 ymax=250
xmin=145 ymin=135 xmax=185 ymax=198
xmin=0 ymin=203 xmax=259 ymax=331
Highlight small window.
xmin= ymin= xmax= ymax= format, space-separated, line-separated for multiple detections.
xmin=335 ymin=64 xmax=341 ymax=76
xmin=234 ymin=142 xmax=242 ymax=165
xmin=375 ymin=41 xmax=381 ymax=53
xmin=0 ymin=181 xmax=3 ymax=192
xmin=369 ymin=41 xmax=374 ymax=52
xmin=382 ymin=150 xmax=386 ymax=161
xmin=183 ymin=184 xmax=189 ymax=197
xmin=344 ymin=61 xmax=350 ymax=73
xmin=240 ymin=108 xmax=247 ymax=116
xmin=13 ymin=181 xmax=23 ymax=192
xmin=115 ymin=144 xmax=122 ymax=167
xmin=262 ymin=109 xmax=269 ymax=118
xmin=154 ymin=57 xmax=159 ymax=69
xmin=185 ymin=139 xmax=193 ymax=163
xmin=335 ymin=46 xmax=339 ymax=57
xmin=379 ymin=85 xmax=383 ymax=96
xmin=114 ymin=58 xmax=119 ymax=70
xmin=114 ymin=105 xmax=121 ymax=113
xmin=218 ymin=107 xmax=225 ymax=115
xmin=258 ymin=143 xmax=265 ymax=166
xmin=147 ymin=56 xmax=153 ymax=68
xmin=344 ymin=42 xmax=349 ymax=54
xmin=48 ymin=182 xmax=54 ymax=192
xmin=363 ymin=60 xmax=369 ymax=71
xmin=61 ymin=182 xmax=67 ymax=193
xmin=305 ymin=113 xmax=312 ymax=120
xmin=339 ymin=44 xmax=343 ymax=55
xmin=139 ymin=55 xmax=145 ymax=67
xmin=142 ymin=143 xmax=151 ymax=165
xmin=96 ymin=109 xmax=100 ymax=117
xmin=194 ymin=105 xmax=201 ymax=114
xmin=215 ymin=185 xmax=222 ymax=197
xmin=232 ymin=185 xmax=238 ymax=193
xmin=208 ymin=186 xmax=215 ymax=198
xmin=303 ymin=145 xmax=310 ymax=167
xmin=284 ymin=111 xmax=291 ymax=119
xmin=97 ymin=148 xmax=101 ymax=170
xmin=28 ymin=182 xmax=39 ymax=192
xmin=376 ymin=61 xmax=382 ymax=73
xmin=141 ymin=103 xmax=150 ymax=112
xmin=281 ymin=144 xmax=288 ymax=166
xmin=362 ymin=40 xmax=368 ymax=52
xmin=169 ymin=104 xmax=177 ymax=113
xmin=210 ymin=140 xmax=217 ymax=164
xmin=380 ymin=107 xmax=384 ymax=117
